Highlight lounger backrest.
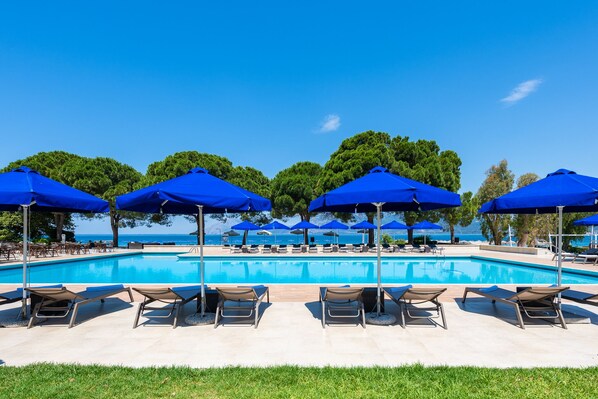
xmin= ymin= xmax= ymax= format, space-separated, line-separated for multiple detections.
xmin=217 ymin=287 xmax=256 ymax=301
xmin=133 ymin=288 xmax=181 ymax=301
xmin=403 ymin=288 xmax=447 ymax=302
xmin=514 ymin=287 xmax=569 ymax=302
xmin=324 ymin=287 xmax=363 ymax=301
xmin=26 ymin=287 xmax=81 ymax=302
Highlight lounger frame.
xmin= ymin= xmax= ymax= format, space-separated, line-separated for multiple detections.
xmin=133 ymin=287 xmax=200 ymax=329
xmin=319 ymin=287 xmax=365 ymax=329
xmin=384 ymin=287 xmax=447 ymax=329
xmin=214 ymin=286 xmax=270 ymax=328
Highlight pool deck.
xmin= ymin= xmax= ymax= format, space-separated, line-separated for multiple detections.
xmin=1 ymin=245 xmax=597 ymax=369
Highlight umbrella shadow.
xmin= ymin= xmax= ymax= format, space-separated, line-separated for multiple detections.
xmin=30 ymin=298 xmax=134 ymax=328
xmin=304 ymin=300 xmax=367 ymax=328
xmin=212 ymin=302 xmax=273 ymax=328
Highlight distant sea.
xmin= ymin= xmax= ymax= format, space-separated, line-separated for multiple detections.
xmin=76 ymin=232 xmax=596 ymax=247
xmin=77 ymin=233 xmax=490 ymax=247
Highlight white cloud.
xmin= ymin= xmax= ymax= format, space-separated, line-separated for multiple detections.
xmin=500 ymin=79 xmax=543 ymax=105
xmin=318 ymin=114 xmax=341 ymax=133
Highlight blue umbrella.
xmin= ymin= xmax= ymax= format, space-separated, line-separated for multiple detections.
xmin=351 ymin=220 xmax=377 ymax=229
xmin=410 ymin=220 xmax=442 ymax=245
xmin=231 ymin=221 xmax=261 ymax=230
xmin=381 ymin=220 xmax=409 ymax=230
xmin=117 ymin=167 xmax=271 ymax=322
xmin=479 ymin=168 xmax=598 ymax=288
xmin=261 ymin=221 xmax=291 ymax=245
xmin=309 ymin=166 xmax=461 ymax=320
xmin=0 ymin=166 xmax=109 ymax=318
xmin=574 ymin=214 xmax=598 ymax=226
xmin=291 ymin=221 xmax=319 ymax=244
xmin=320 ymin=220 xmax=349 ymax=244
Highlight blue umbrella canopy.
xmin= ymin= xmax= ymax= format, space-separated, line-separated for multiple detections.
xmin=0 ymin=166 xmax=109 ymax=212
xmin=319 ymin=220 xmax=349 ymax=230
xmin=479 ymin=169 xmax=598 ymax=214
xmin=410 ymin=220 xmax=443 ymax=230
xmin=381 ymin=220 xmax=409 ymax=230
xmin=309 ymin=166 xmax=461 ymax=213
xmin=479 ymin=168 xmax=598 ymax=289
xmin=574 ymin=214 xmax=598 ymax=226
xmin=231 ymin=221 xmax=261 ymax=230
xmin=261 ymin=221 xmax=291 ymax=230
xmin=116 ymin=167 xmax=271 ymax=214
xmin=291 ymin=220 xmax=319 ymax=229
xmin=351 ymin=220 xmax=377 ymax=230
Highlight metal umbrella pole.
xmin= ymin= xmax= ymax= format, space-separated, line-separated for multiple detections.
xmin=21 ymin=204 xmax=29 ymax=318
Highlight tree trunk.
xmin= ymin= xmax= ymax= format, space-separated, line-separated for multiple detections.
xmin=518 ymin=233 xmax=529 ymax=247
xmin=302 ymin=214 xmax=309 ymax=245
xmin=407 ymin=228 xmax=414 ymax=244
xmin=242 ymin=230 xmax=248 ymax=246
xmin=110 ymin=212 xmax=120 ymax=248
xmin=367 ymin=214 xmax=375 ymax=245
xmin=54 ymin=213 xmax=65 ymax=241
xmin=450 ymin=224 xmax=455 ymax=244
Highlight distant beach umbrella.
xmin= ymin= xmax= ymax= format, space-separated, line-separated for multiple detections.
xmin=290 ymin=220 xmax=319 ymax=244
xmin=409 ymin=220 xmax=443 ymax=245
xmin=479 ymin=168 xmax=598 ymax=290
xmin=116 ymin=167 xmax=271 ymax=324
xmin=260 ymin=221 xmax=290 ymax=244
xmin=290 ymin=229 xmax=303 ymax=235
xmin=223 ymin=230 xmax=240 ymax=237
xmin=381 ymin=220 xmax=409 ymax=230
xmin=309 ymin=166 xmax=460 ymax=323
xmin=231 ymin=221 xmax=261 ymax=231
xmin=320 ymin=220 xmax=348 ymax=244
xmin=323 ymin=231 xmax=339 ymax=237
xmin=0 ymin=166 xmax=109 ymax=321
xmin=351 ymin=220 xmax=377 ymax=230
xmin=574 ymin=214 xmax=598 ymax=226
xmin=257 ymin=230 xmax=272 ymax=236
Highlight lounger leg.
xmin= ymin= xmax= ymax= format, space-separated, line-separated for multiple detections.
xmin=127 ymin=288 xmax=134 ymax=302
xmin=514 ymin=305 xmax=525 ymax=329
xmin=400 ymin=302 xmax=406 ymax=328
xmin=321 ymin=302 xmax=326 ymax=328
xmin=28 ymin=302 xmax=42 ymax=329
xmin=69 ymin=302 xmax=80 ymax=328
xmin=557 ymin=308 xmax=567 ymax=329
xmin=461 ymin=289 xmax=469 ymax=303
xmin=254 ymin=304 xmax=259 ymax=328
xmin=361 ymin=303 xmax=366 ymax=328
xmin=439 ymin=303 xmax=447 ymax=330
xmin=173 ymin=304 xmax=180 ymax=329
xmin=214 ymin=304 xmax=221 ymax=329
xmin=133 ymin=302 xmax=144 ymax=328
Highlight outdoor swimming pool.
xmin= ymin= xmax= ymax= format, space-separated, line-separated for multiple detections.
xmin=0 ymin=254 xmax=597 ymax=285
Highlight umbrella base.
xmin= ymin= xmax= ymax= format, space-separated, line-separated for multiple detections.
xmin=365 ymin=312 xmax=396 ymax=326
xmin=185 ymin=312 xmax=216 ymax=326
xmin=0 ymin=316 xmax=30 ymax=328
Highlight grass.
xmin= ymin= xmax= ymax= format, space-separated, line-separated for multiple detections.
xmin=1 ymin=364 xmax=597 ymax=398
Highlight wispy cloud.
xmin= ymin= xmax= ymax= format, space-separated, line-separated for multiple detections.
xmin=500 ymin=79 xmax=543 ymax=105
xmin=318 ymin=114 xmax=341 ymax=133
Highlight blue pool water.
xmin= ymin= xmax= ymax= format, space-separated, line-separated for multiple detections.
xmin=1 ymin=255 xmax=597 ymax=285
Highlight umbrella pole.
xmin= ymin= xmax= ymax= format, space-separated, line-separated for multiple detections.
xmin=22 ymin=205 xmax=29 ymax=318
xmin=557 ymin=206 xmax=564 ymax=290
xmin=376 ymin=203 xmax=382 ymax=315
xmin=199 ymin=205 xmax=205 ymax=316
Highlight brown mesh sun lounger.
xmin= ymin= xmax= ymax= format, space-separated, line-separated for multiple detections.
xmin=133 ymin=285 xmax=202 ymax=329
xmin=26 ymin=284 xmax=134 ymax=328
xmin=384 ymin=286 xmax=447 ymax=329
xmin=214 ymin=285 xmax=270 ymax=328
xmin=0 ymin=284 xmax=63 ymax=307
xmin=319 ymin=286 xmax=365 ymax=328
xmin=462 ymin=285 xmax=569 ymax=329
xmin=561 ymin=289 xmax=598 ymax=307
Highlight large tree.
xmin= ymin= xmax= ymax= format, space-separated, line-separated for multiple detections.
xmin=271 ymin=162 xmax=322 ymax=244
xmin=60 ymin=157 xmax=155 ymax=247
xmin=442 ymin=191 xmax=478 ymax=244
xmin=317 ymin=131 xmax=462 ymax=244
xmin=511 ymin=173 xmax=539 ymax=247
xmin=476 ymin=160 xmax=515 ymax=245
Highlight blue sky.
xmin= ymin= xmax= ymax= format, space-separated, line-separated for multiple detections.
xmin=1 ymin=2 xmax=598 ymax=234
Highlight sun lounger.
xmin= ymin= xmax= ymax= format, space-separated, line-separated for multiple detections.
xmin=338 ymin=244 xmax=349 ymax=253
xmin=291 ymin=244 xmax=302 ymax=254
xmin=382 ymin=244 xmax=393 ymax=253
xmin=561 ymin=289 xmax=598 ymax=307
xmin=0 ymin=284 xmax=63 ymax=307
xmin=319 ymin=286 xmax=365 ymax=328
xmin=384 ymin=286 xmax=447 ymax=329
xmin=428 ymin=243 xmax=444 ymax=255
xmin=323 ymin=244 xmax=332 ymax=253
xmin=249 ymin=244 xmax=260 ymax=254
xmin=308 ymin=244 xmax=318 ymax=253
xmin=411 ymin=243 xmax=423 ymax=253
xmin=133 ymin=285 xmax=202 ymax=329
xmin=27 ymin=284 xmax=134 ymax=328
xmin=277 ymin=244 xmax=288 ymax=253
xmin=352 ymin=244 xmax=364 ymax=253
xmin=573 ymin=249 xmax=598 ymax=264
xmin=262 ymin=244 xmax=272 ymax=254
xmin=230 ymin=244 xmax=242 ymax=254
xmin=214 ymin=285 xmax=270 ymax=328
xmin=462 ymin=285 xmax=569 ymax=329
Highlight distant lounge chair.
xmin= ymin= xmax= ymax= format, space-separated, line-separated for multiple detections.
xmin=249 ymin=244 xmax=260 ymax=254
xmin=292 ymin=244 xmax=302 ymax=254
xmin=352 ymin=244 xmax=363 ymax=253
xmin=382 ymin=244 xmax=393 ymax=253
xmin=27 ymin=284 xmax=134 ymax=328
xmin=214 ymin=285 xmax=269 ymax=328
xmin=319 ymin=286 xmax=365 ymax=328
xmin=397 ymin=244 xmax=407 ymax=253
xmin=308 ymin=244 xmax=318 ymax=253
xmin=462 ymin=285 xmax=569 ymax=329
xmin=428 ymin=243 xmax=444 ymax=255
xmin=338 ymin=244 xmax=349 ymax=253
xmin=231 ymin=244 xmax=242 ymax=254
xmin=277 ymin=244 xmax=288 ymax=253
xmin=573 ymin=248 xmax=598 ymax=264
xmin=411 ymin=243 xmax=423 ymax=253
xmin=0 ymin=284 xmax=63 ymax=307
xmin=561 ymin=289 xmax=598 ymax=307
xmin=384 ymin=286 xmax=447 ymax=329
xmin=323 ymin=244 xmax=332 ymax=253
xmin=133 ymin=285 xmax=202 ymax=329
xmin=262 ymin=244 xmax=272 ymax=254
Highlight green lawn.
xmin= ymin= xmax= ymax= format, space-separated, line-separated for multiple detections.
xmin=1 ymin=364 xmax=597 ymax=399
